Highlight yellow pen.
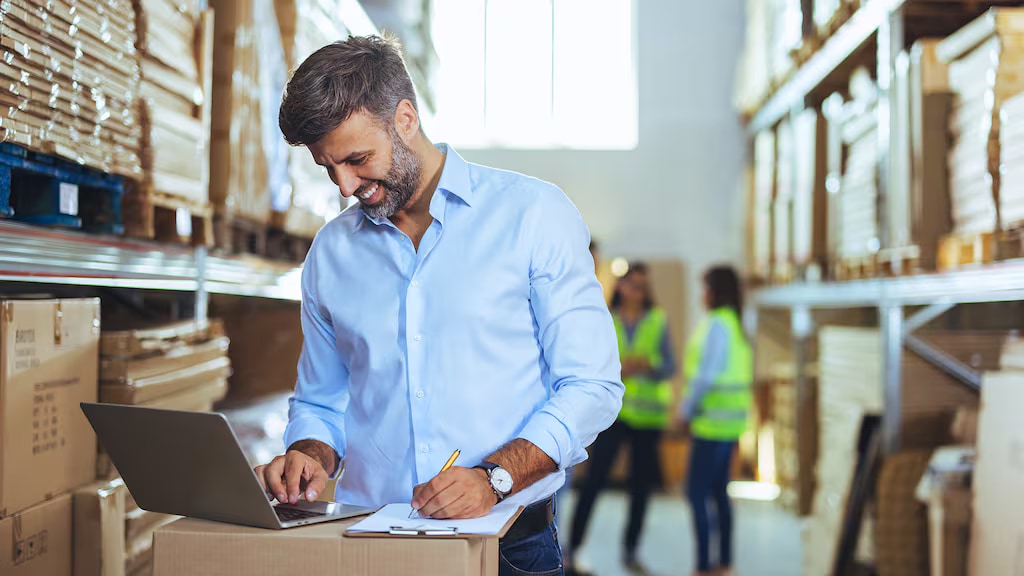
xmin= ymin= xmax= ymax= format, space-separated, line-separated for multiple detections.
xmin=410 ymin=449 xmax=461 ymax=518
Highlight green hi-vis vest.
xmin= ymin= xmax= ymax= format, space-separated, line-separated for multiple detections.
xmin=615 ymin=308 xmax=672 ymax=430
xmin=684 ymin=307 xmax=753 ymax=441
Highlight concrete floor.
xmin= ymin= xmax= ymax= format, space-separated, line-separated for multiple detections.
xmin=558 ymin=490 xmax=803 ymax=576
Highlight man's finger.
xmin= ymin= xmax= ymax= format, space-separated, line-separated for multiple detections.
xmin=425 ymin=492 xmax=466 ymax=520
xmin=284 ymin=452 xmax=307 ymax=504
xmin=411 ymin=471 xmax=457 ymax=510
xmin=303 ymin=460 xmax=328 ymax=502
xmin=265 ymin=457 xmax=288 ymax=503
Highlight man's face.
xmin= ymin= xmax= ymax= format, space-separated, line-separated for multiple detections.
xmin=308 ymin=110 xmax=421 ymax=220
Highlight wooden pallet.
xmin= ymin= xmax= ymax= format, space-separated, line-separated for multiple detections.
xmin=997 ymin=226 xmax=1024 ymax=262
xmin=0 ymin=142 xmax=124 ymax=232
xmin=772 ymin=260 xmax=795 ymax=285
xmin=833 ymin=254 xmax=880 ymax=281
xmin=937 ymin=231 xmax=996 ymax=270
xmin=877 ymin=246 xmax=921 ymax=276
xmin=123 ymin=183 xmax=213 ymax=247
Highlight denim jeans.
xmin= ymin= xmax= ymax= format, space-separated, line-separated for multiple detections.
xmin=499 ymin=521 xmax=564 ymax=576
xmin=687 ymin=438 xmax=737 ymax=572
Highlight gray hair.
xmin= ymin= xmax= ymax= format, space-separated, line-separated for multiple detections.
xmin=279 ymin=35 xmax=418 ymax=146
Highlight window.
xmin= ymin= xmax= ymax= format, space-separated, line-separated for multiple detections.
xmin=430 ymin=0 xmax=637 ymax=150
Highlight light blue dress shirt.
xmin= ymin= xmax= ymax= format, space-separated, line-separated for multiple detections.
xmin=283 ymin=144 xmax=624 ymax=509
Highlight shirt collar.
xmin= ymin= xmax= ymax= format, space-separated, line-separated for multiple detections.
xmin=354 ymin=143 xmax=473 ymax=231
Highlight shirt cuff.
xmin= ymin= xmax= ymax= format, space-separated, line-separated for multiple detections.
xmin=283 ymin=416 xmax=346 ymax=477
xmin=518 ymin=410 xmax=575 ymax=470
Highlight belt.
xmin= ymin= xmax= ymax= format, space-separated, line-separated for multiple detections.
xmin=501 ymin=496 xmax=555 ymax=543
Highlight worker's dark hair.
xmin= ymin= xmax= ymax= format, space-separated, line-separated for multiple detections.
xmin=279 ymin=35 xmax=418 ymax=146
xmin=610 ymin=261 xmax=654 ymax=311
xmin=704 ymin=265 xmax=743 ymax=315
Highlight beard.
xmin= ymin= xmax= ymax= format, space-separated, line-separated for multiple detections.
xmin=359 ymin=131 xmax=421 ymax=220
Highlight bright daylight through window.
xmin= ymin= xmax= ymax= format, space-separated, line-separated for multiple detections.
xmin=430 ymin=0 xmax=637 ymax=150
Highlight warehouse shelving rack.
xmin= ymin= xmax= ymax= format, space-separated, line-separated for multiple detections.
xmin=744 ymin=0 xmax=1024 ymax=458
xmin=0 ymin=220 xmax=303 ymax=321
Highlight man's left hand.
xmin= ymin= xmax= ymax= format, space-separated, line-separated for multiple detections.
xmin=411 ymin=466 xmax=497 ymax=519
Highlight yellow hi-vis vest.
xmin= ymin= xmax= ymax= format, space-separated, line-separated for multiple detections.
xmin=615 ymin=308 xmax=672 ymax=430
xmin=684 ymin=307 xmax=753 ymax=441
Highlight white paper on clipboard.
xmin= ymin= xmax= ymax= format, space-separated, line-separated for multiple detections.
xmin=346 ymin=503 xmax=519 ymax=536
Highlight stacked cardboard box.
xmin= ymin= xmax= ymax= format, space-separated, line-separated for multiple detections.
xmin=969 ymin=369 xmax=1024 ymax=575
xmin=752 ymin=130 xmax=776 ymax=282
xmin=734 ymin=0 xmax=773 ymax=114
xmin=208 ymin=0 xmax=290 ymax=226
xmin=937 ymin=8 xmax=1024 ymax=234
xmin=97 ymin=319 xmax=232 ymax=479
xmin=999 ymin=91 xmax=1024 ymax=228
xmin=771 ymin=374 xmax=818 ymax=516
xmin=835 ymin=69 xmax=881 ymax=262
xmin=0 ymin=1 xmax=141 ymax=176
xmin=0 ymin=299 xmax=101 ymax=576
xmin=271 ymin=0 xmax=345 ymax=239
xmin=133 ymin=0 xmax=214 ymax=209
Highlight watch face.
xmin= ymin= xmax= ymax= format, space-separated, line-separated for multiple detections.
xmin=491 ymin=468 xmax=514 ymax=494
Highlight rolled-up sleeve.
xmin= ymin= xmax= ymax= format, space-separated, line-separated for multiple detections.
xmin=519 ymin=188 xmax=624 ymax=469
xmin=283 ymin=240 xmax=350 ymax=476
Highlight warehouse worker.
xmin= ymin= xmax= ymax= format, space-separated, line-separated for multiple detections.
xmin=675 ymin=265 xmax=752 ymax=576
xmin=567 ymin=261 xmax=676 ymax=575
xmin=254 ymin=35 xmax=623 ymax=575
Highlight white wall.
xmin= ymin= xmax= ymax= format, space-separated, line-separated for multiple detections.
xmin=456 ymin=0 xmax=747 ymax=327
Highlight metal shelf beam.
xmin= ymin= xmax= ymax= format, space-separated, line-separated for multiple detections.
xmin=0 ymin=220 xmax=303 ymax=302
xmin=747 ymin=0 xmax=906 ymax=134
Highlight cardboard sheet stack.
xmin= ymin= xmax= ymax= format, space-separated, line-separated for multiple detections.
xmin=271 ymin=0 xmax=345 ymax=238
xmin=97 ymin=319 xmax=232 ymax=479
xmin=835 ymin=68 xmax=881 ymax=262
xmin=0 ymin=1 xmax=141 ymax=177
xmin=937 ymin=8 xmax=1024 ymax=234
xmin=792 ymin=108 xmax=829 ymax=278
xmin=803 ymin=326 xmax=883 ymax=575
xmin=208 ymin=0 xmax=289 ymax=226
xmin=133 ymin=0 xmax=213 ymax=209
xmin=999 ymin=91 xmax=1024 ymax=228
xmin=771 ymin=373 xmax=818 ymax=516
xmin=0 ymin=299 xmax=101 ymax=576
xmin=752 ymin=129 xmax=776 ymax=281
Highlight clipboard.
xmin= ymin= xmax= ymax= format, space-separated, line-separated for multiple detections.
xmin=345 ymin=505 xmax=524 ymax=539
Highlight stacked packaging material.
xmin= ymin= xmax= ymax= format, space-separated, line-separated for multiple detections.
xmin=1000 ymin=92 xmax=1024 ymax=228
xmin=770 ymin=0 xmax=803 ymax=85
xmin=803 ymin=327 xmax=883 ymax=576
xmin=836 ymin=69 xmax=881 ymax=261
xmin=95 ymin=320 xmax=230 ymax=576
xmin=272 ymin=0 xmax=344 ymax=238
xmin=814 ymin=0 xmax=843 ymax=36
xmin=734 ymin=0 xmax=773 ymax=115
xmin=792 ymin=108 xmax=829 ymax=276
xmin=938 ymin=8 xmax=1024 ymax=234
xmin=133 ymin=0 xmax=213 ymax=207
xmin=771 ymin=373 xmax=818 ymax=516
xmin=208 ymin=0 xmax=289 ymax=225
xmin=752 ymin=129 xmax=776 ymax=281
xmin=0 ymin=0 xmax=141 ymax=176
xmin=773 ymin=118 xmax=794 ymax=282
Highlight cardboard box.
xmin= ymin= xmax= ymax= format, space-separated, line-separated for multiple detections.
xmin=152 ymin=516 xmax=500 ymax=576
xmin=969 ymin=371 xmax=1024 ymax=576
xmin=1 ymin=298 xmax=100 ymax=517
xmin=100 ymin=337 xmax=229 ymax=383
xmin=0 ymin=493 xmax=72 ymax=575
xmin=74 ymin=479 xmax=127 ymax=576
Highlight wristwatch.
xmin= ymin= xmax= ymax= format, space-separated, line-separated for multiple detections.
xmin=475 ymin=461 xmax=514 ymax=502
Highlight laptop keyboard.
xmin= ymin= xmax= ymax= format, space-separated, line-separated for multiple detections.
xmin=275 ymin=507 xmax=326 ymax=522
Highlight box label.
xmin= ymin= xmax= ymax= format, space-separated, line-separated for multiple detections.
xmin=58 ymin=183 xmax=79 ymax=216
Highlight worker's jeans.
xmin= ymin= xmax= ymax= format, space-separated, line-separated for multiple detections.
xmin=687 ymin=438 xmax=737 ymax=572
xmin=499 ymin=521 xmax=564 ymax=576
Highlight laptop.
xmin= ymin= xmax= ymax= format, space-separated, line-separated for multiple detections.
xmin=81 ymin=402 xmax=374 ymax=529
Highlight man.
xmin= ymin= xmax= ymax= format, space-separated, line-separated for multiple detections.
xmin=255 ymin=35 xmax=623 ymax=574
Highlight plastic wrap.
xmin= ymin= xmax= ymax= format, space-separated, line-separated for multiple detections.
xmin=133 ymin=0 xmax=211 ymax=206
xmin=1 ymin=0 xmax=141 ymax=177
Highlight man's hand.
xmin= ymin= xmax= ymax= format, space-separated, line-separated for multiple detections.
xmin=254 ymin=440 xmax=337 ymax=505
xmin=411 ymin=467 xmax=497 ymax=519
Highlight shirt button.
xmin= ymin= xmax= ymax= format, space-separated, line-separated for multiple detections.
xmin=411 ymin=279 xmax=420 ymax=287
xmin=420 ymin=444 xmax=429 ymax=454
xmin=413 ymin=334 xmax=422 ymax=342
xmin=416 ymin=390 xmax=425 ymax=399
